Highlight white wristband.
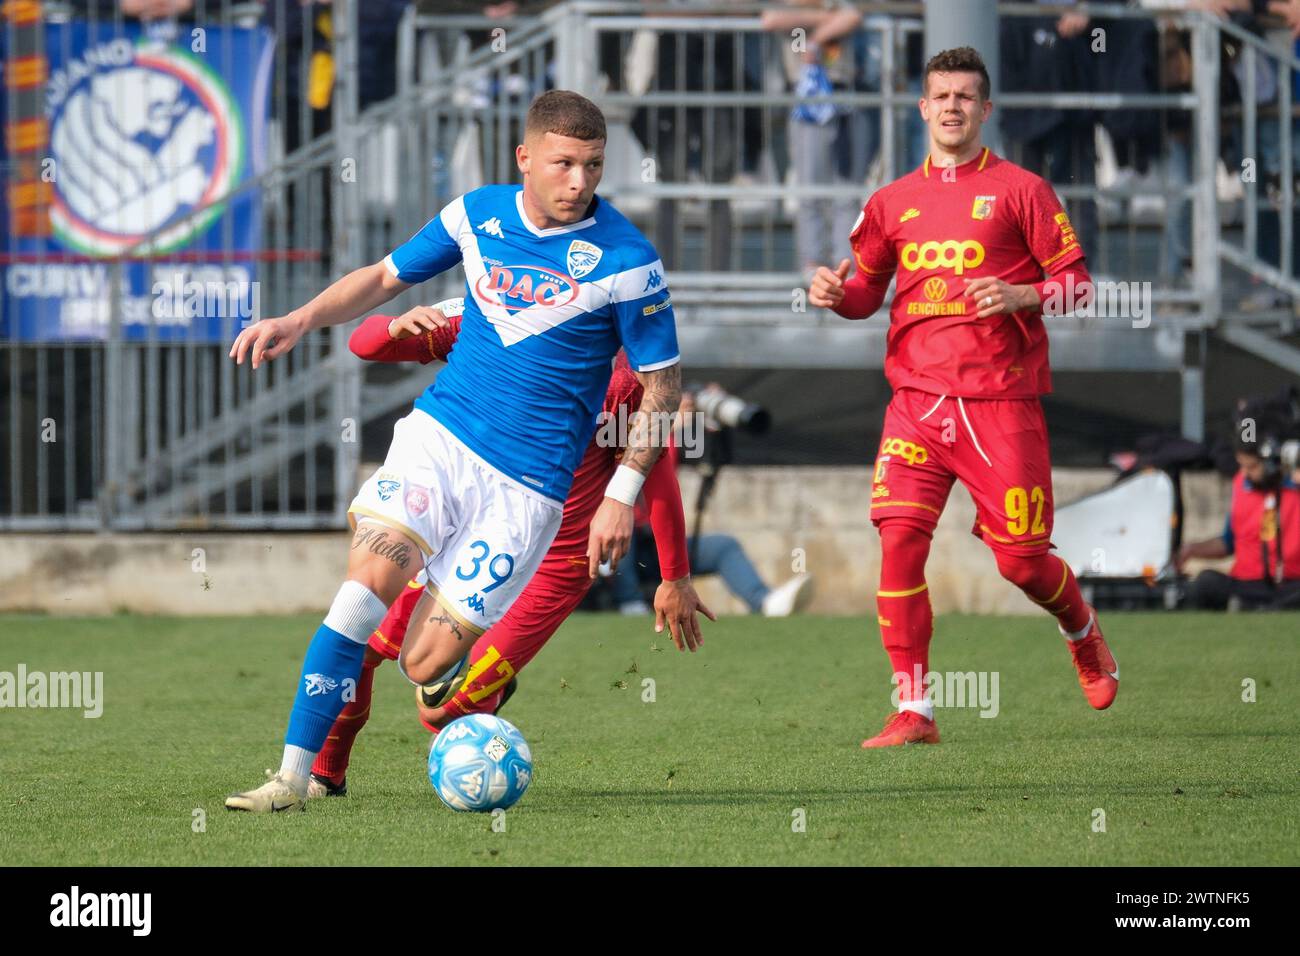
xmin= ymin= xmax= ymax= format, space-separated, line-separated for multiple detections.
xmin=604 ymin=464 xmax=646 ymax=507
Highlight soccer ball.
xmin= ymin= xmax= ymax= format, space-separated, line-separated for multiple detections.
xmin=427 ymin=713 xmax=533 ymax=812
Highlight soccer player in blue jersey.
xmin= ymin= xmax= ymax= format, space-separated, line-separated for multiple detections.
xmin=225 ymin=91 xmax=682 ymax=812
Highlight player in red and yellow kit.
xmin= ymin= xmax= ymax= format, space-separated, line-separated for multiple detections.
xmin=809 ymin=47 xmax=1118 ymax=748
xmin=308 ymin=301 xmax=712 ymax=796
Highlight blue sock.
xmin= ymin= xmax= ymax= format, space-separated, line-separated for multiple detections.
xmin=285 ymin=623 xmax=368 ymax=752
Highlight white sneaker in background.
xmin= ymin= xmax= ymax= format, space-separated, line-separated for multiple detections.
xmin=761 ymin=574 xmax=815 ymax=617
xmin=619 ymin=599 xmax=651 ymax=616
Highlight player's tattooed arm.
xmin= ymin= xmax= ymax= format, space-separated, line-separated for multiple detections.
xmin=587 ymin=362 xmax=680 ymax=579
xmin=624 ymin=362 xmax=682 ymax=476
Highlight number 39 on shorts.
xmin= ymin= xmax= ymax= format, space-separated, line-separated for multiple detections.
xmin=1004 ymin=485 xmax=1047 ymax=537
xmin=455 ymin=539 xmax=516 ymax=593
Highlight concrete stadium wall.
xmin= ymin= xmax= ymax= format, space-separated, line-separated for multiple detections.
xmin=0 ymin=468 xmax=1235 ymax=617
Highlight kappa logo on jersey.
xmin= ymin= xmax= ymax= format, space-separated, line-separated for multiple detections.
xmin=565 ymin=239 xmax=603 ymax=279
xmin=476 ymin=265 xmax=580 ymax=313
xmin=643 ymin=269 xmax=664 ymax=292
xmin=971 ymin=196 xmax=996 ymax=220
xmin=900 ymin=207 xmax=921 ymax=223
xmin=900 ymin=239 xmax=985 ymax=275
xmin=462 ymin=593 xmax=486 ymax=614
xmin=477 ymin=217 xmax=504 ymax=237
xmin=304 ymin=673 xmax=338 ymax=697
xmin=376 ymin=479 xmax=400 ymax=502
xmin=880 ymin=436 xmax=928 ymax=466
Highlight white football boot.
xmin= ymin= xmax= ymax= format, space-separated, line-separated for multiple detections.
xmin=224 ymin=769 xmax=308 ymax=813
xmin=761 ymin=574 xmax=815 ymax=617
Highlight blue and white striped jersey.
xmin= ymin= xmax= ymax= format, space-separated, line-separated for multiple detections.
xmin=383 ymin=184 xmax=679 ymax=502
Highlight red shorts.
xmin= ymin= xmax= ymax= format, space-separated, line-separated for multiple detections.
xmin=444 ymin=556 xmax=591 ymax=716
xmin=368 ymin=555 xmax=592 ymax=713
xmin=869 ymin=387 xmax=1055 ymax=555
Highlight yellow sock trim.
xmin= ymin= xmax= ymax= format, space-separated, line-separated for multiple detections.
xmin=877 ymin=582 xmax=928 ymax=598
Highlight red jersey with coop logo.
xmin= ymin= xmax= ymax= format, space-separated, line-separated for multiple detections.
xmin=849 ymin=147 xmax=1084 ymax=398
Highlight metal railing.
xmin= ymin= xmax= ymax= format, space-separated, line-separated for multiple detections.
xmin=3 ymin=1 xmax=1296 ymax=530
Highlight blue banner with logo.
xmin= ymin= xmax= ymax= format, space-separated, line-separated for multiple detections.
xmin=0 ymin=20 xmax=273 ymax=341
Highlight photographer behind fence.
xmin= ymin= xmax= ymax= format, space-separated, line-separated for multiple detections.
xmin=1176 ymin=401 xmax=1300 ymax=611
xmin=606 ymin=383 xmax=815 ymax=618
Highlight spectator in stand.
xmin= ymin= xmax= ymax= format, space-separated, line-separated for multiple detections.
xmin=622 ymin=1 xmax=765 ymax=270
xmin=266 ymin=0 xmax=411 ymax=153
xmin=999 ymin=0 xmax=1099 ymax=264
xmin=763 ymin=1 xmax=879 ymax=283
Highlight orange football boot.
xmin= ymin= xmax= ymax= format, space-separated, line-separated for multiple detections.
xmin=861 ymin=710 xmax=941 ymax=748
xmin=1065 ymin=606 xmax=1119 ymax=709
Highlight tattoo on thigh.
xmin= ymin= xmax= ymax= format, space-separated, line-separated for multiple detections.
xmin=428 ymin=611 xmax=468 ymax=642
xmin=352 ymin=526 xmax=414 ymax=568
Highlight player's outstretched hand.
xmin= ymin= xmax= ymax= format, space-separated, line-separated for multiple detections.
xmin=653 ymin=577 xmax=716 ymax=652
xmin=809 ymin=258 xmax=852 ymax=309
xmin=229 ymin=315 xmax=306 ymax=369
xmin=587 ymin=496 xmax=634 ymax=579
xmin=388 ymin=305 xmax=450 ymax=341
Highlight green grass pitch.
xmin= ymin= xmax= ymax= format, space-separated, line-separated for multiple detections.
xmin=1 ymin=611 xmax=1296 ymax=866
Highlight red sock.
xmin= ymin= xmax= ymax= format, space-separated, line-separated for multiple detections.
xmin=877 ymin=524 xmax=934 ymax=703
xmin=312 ymin=657 xmax=378 ymax=782
xmin=995 ymin=551 xmax=1090 ymax=634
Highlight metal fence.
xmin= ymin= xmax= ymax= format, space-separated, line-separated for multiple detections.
xmin=2 ymin=0 xmax=359 ymax=529
xmin=2 ymin=1 xmax=1296 ymax=531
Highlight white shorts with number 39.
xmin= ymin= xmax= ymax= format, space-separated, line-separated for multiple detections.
xmin=348 ymin=409 xmax=563 ymax=635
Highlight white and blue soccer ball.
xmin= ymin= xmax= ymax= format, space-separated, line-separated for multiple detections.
xmin=428 ymin=714 xmax=533 ymax=812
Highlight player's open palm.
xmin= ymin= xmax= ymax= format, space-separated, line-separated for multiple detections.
xmin=653 ymin=577 xmax=716 ymax=652
xmin=809 ymin=258 xmax=852 ymax=309
xmin=229 ymin=315 xmax=305 ymax=369
xmin=388 ymin=305 xmax=451 ymax=340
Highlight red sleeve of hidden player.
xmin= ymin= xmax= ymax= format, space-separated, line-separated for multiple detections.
xmin=348 ymin=313 xmax=463 ymax=363
xmin=642 ymin=441 xmax=689 ymax=581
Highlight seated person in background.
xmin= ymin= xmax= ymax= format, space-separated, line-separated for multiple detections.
xmin=1177 ymin=434 xmax=1300 ymax=610
xmin=610 ymin=389 xmax=815 ymax=617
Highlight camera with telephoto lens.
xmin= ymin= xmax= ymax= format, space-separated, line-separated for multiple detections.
xmin=1235 ymin=386 xmax=1300 ymax=489
xmin=685 ymin=383 xmax=771 ymax=434
xmin=1257 ymin=435 xmax=1300 ymax=488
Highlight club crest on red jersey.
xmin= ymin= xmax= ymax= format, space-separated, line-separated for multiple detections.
xmin=971 ymin=195 xmax=996 ymax=220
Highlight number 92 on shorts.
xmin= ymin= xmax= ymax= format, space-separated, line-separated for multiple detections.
xmin=348 ymin=410 xmax=563 ymax=635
